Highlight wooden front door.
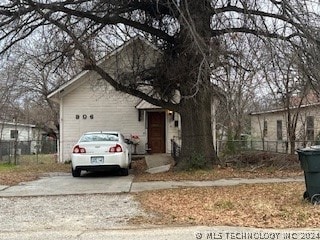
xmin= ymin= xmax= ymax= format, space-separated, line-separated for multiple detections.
xmin=148 ymin=112 xmax=165 ymax=153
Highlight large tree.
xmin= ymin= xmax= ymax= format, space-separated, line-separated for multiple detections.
xmin=261 ymin=40 xmax=315 ymax=154
xmin=214 ymin=34 xmax=263 ymax=142
xmin=0 ymin=0 xmax=319 ymax=170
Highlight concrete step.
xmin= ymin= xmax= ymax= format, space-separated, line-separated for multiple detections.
xmin=145 ymin=154 xmax=174 ymax=173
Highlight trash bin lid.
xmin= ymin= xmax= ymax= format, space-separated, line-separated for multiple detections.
xmin=297 ymin=145 xmax=320 ymax=153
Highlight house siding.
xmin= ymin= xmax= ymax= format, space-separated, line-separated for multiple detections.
xmin=251 ymin=112 xmax=288 ymax=141
xmin=0 ymin=122 xmax=44 ymax=155
xmin=251 ymin=105 xmax=320 ymax=145
xmin=166 ymin=112 xmax=181 ymax=153
xmin=101 ymin=38 xmax=161 ymax=80
xmin=0 ymin=123 xmax=35 ymax=141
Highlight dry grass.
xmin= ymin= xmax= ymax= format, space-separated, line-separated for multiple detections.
xmin=134 ymin=182 xmax=318 ymax=228
xmin=131 ymin=152 xmax=314 ymax=228
xmin=134 ymin=167 xmax=303 ymax=182
xmin=132 ymin=152 xmax=303 ymax=182
xmin=0 ymin=154 xmax=70 ymax=186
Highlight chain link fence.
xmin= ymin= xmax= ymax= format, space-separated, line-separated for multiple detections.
xmin=0 ymin=139 xmax=57 ymax=164
xmin=216 ymin=140 xmax=319 ymax=155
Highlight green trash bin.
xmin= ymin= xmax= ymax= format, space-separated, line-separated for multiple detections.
xmin=297 ymin=146 xmax=320 ymax=204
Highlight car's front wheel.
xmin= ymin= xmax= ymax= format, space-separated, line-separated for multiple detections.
xmin=72 ymin=167 xmax=81 ymax=177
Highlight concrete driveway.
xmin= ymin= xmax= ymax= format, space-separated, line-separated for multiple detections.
xmin=0 ymin=172 xmax=304 ymax=197
xmin=0 ymin=172 xmax=133 ymax=197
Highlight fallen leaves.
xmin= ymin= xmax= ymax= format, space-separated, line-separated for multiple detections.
xmin=134 ymin=182 xmax=320 ymax=228
xmin=136 ymin=183 xmax=320 ymax=228
xmin=134 ymin=167 xmax=303 ymax=182
xmin=0 ymin=155 xmax=70 ymax=186
xmin=133 ymin=152 xmax=303 ymax=182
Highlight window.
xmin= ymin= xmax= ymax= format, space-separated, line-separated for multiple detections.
xmin=10 ymin=130 xmax=18 ymax=139
xmin=277 ymin=120 xmax=282 ymax=140
xmin=306 ymin=116 xmax=314 ymax=141
xmin=263 ymin=121 xmax=268 ymax=137
xmin=79 ymin=133 xmax=119 ymax=142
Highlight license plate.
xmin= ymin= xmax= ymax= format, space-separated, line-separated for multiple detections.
xmin=91 ymin=156 xmax=104 ymax=164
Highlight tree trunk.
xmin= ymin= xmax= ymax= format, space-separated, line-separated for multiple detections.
xmin=175 ymin=86 xmax=218 ymax=170
xmin=172 ymin=0 xmax=219 ymax=171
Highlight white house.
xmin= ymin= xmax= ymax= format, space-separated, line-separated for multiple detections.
xmin=250 ymin=102 xmax=320 ymax=152
xmin=0 ymin=121 xmax=43 ymax=155
xmin=48 ymin=37 xmax=180 ymax=162
xmin=48 ymin=37 xmax=217 ymax=162
xmin=0 ymin=121 xmax=36 ymax=141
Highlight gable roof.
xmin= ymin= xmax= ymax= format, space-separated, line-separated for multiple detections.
xmin=0 ymin=121 xmax=36 ymax=128
xmin=135 ymin=99 xmax=161 ymax=109
xmin=251 ymin=91 xmax=320 ymax=116
xmin=250 ymin=102 xmax=320 ymax=115
xmin=47 ymin=36 xmax=160 ymax=102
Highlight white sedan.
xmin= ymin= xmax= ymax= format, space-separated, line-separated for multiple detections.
xmin=71 ymin=131 xmax=131 ymax=177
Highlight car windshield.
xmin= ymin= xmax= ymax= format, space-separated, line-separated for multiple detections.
xmin=79 ymin=133 xmax=119 ymax=142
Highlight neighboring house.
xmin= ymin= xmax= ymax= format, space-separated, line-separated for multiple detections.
xmin=250 ymin=102 xmax=320 ymax=152
xmin=0 ymin=121 xmax=43 ymax=155
xmin=48 ymin=37 xmax=218 ymax=162
xmin=0 ymin=121 xmax=36 ymax=141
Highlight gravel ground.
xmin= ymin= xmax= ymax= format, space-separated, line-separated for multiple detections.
xmin=0 ymin=194 xmax=148 ymax=232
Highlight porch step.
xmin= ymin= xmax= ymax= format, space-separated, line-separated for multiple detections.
xmin=145 ymin=154 xmax=174 ymax=174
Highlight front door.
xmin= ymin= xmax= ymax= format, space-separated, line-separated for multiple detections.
xmin=148 ymin=112 xmax=165 ymax=153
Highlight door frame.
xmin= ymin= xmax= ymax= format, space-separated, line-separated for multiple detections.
xmin=147 ymin=111 xmax=166 ymax=154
